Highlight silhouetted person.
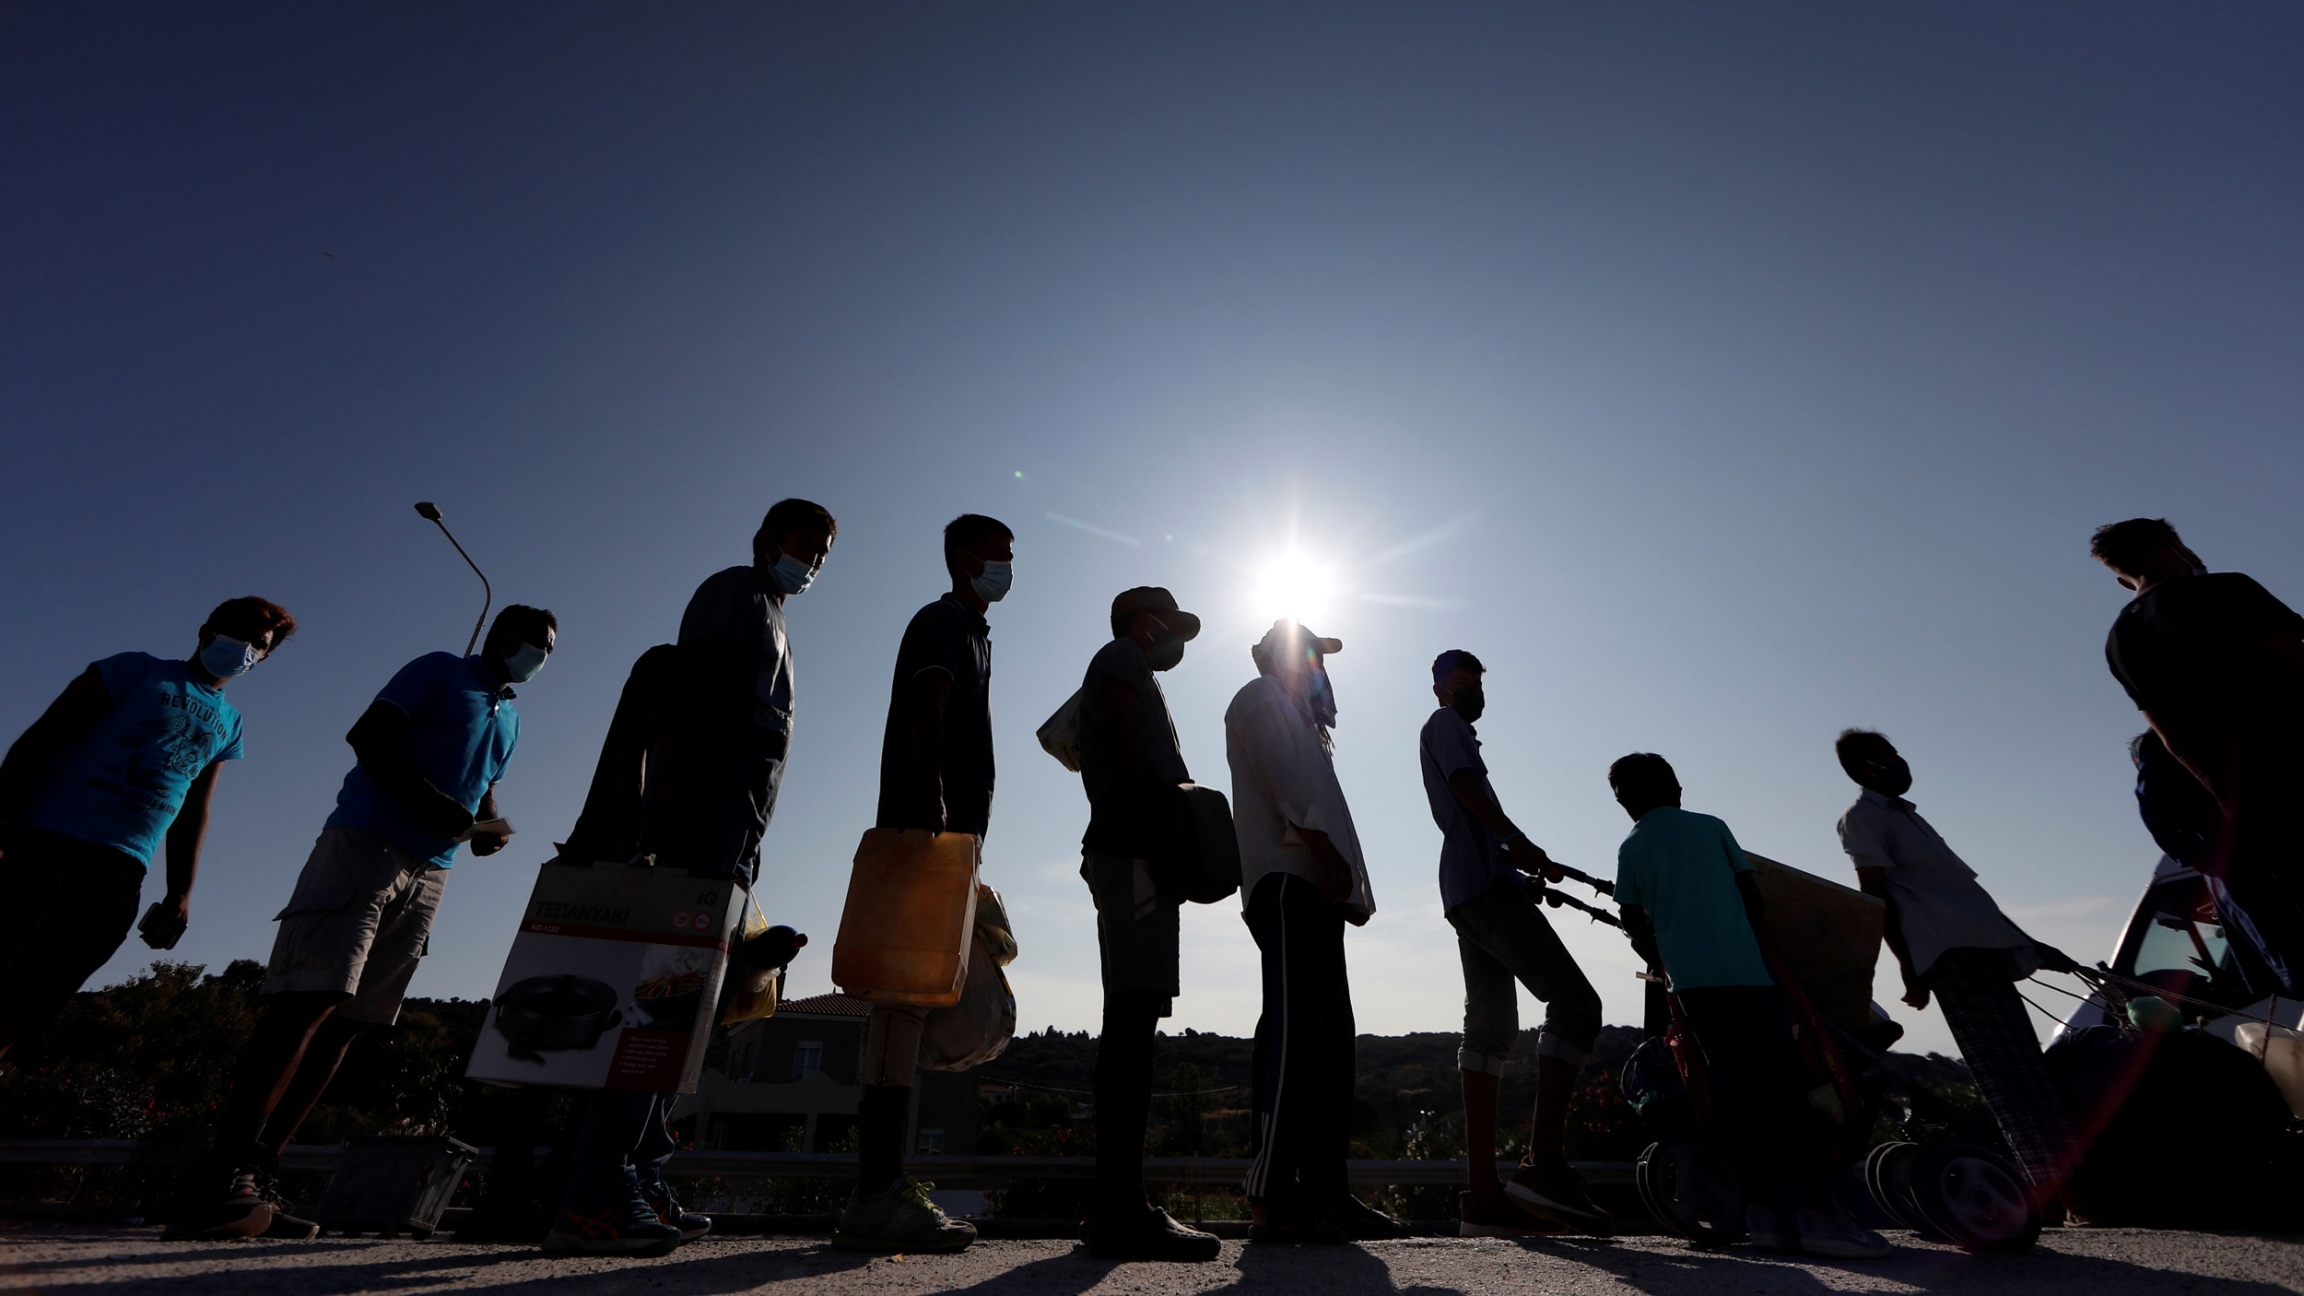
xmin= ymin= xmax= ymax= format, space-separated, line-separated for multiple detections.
xmin=1834 ymin=729 xmax=2079 ymax=1211
xmin=2130 ymin=729 xmax=2295 ymax=995
xmin=1609 ymin=752 xmax=1889 ymax=1259
xmin=0 ymin=597 xmax=296 ymax=1065
xmin=1226 ymin=620 xmax=1399 ymax=1244
xmin=836 ymin=513 xmax=1012 ymax=1254
xmin=2092 ymin=517 xmax=2304 ymax=975
xmin=170 ymin=605 xmax=555 ymax=1242
xmin=1420 ymin=650 xmax=1609 ymax=1237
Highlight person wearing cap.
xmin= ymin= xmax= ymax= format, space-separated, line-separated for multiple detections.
xmin=1071 ymin=587 xmax=1222 ymax=1261
xmin=1224 ymin=620 xmax=1396 ymax=1243
xmin=1420 ymin=650 xmax=1610 ymax=1238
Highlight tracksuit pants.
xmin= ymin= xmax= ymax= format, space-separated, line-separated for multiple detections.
xmin=1243 ymin=873 xmax=1354 ymax=1210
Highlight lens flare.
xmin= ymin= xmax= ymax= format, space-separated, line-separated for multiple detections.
xmin=1250 ymin=550 xmax=1339 ymax=625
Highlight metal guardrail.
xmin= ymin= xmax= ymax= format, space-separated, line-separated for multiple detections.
xmin=0 ymin=1140 xmax=1633 ymax=1188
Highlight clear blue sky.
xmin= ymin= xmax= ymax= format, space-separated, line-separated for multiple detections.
xmin=5 ymin=3 xmax=2299 ymax=1056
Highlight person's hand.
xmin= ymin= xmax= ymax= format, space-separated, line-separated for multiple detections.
xmin=1900 ymin=964 xmax=1931 ymax=1011
xmin=2034 ymin=942 xmax=2081 ymax=975
xmin=469 ymin=830 xmax=509 ymax=857
xmin=1314 ymin=851 xmax=1353 ymax=906
xmin=1504 ymin=837 xmax=1558 ymax=882
xmin=139 ymin=894 xmax=190 ymax=950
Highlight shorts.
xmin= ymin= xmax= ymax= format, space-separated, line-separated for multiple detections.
xmin=1081 ymin=850 xmax=1180 ymax=1012
xmin=1445 ymin=878 xmax=1602 ymax=1074
xmin=0 ymin=828 xmax=145 ymax=1036
xmin=263 ymin=827 xmax=447 ymax=1025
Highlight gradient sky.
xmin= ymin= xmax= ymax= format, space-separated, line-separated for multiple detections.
xmin=5 ymin=3 xmax=2300 ymax=1058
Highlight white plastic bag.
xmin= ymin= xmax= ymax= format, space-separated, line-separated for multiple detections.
xmin=1036 ymin=689 xmax=1085 ymax=772
xmin=920 ymin=885 xmax=1017 ymax=1071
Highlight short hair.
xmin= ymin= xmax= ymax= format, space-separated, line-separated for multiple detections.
xmin=488 ymin=604 xmax=558 ymax=652
xmin=1607 ymin=752 xmax=1680 ymax=803
xmin=2090 ymin=518 xmax=2184 ymax=573
xmin=1431 ymin=649 xmax=1485 ymax=688
xmin=943 ymin=514 xmax=1014 ymax=576
xmin=1835 ymin=728 xmax=1893 ymax=773
xmin=203 ymin=596 xmax=297 ymax=649
xmin=756 ymin=498 xmax=837 ymax=553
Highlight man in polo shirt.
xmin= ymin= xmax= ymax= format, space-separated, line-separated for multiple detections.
xmin=1073 ymin=586 xmax=1221 ymax=1261
xmin=1834 ymin=729 xmax=2081 ymax=1212
xmin=1419 ymin=650 xmax=1608 ymax=1237
xmin=834 ymin=513 xmax=1011 ymax=1254
xmin=2091 ymin=516 xmax=2304 ymax=971
xmin=1225 ymin=620 xmax=1397 ymax=1244
xmin=168 ymin=605 xmax=556 ymax=1242
xmin=0 ymin=596 xmax=297 ymax=1066
xmin=535 ymin=498 xmax=837 ymax=1256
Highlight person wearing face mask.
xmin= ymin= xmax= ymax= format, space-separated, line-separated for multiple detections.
xmin=523 ymin=498 xmax=836 ymax=1256
xmin=1224 ymin=620 xmax=1395 ymax=1244
xmin=1071 ymin=586 xmax=1220 ymax=1260
xmin=1418 ymin=650 xmax=1609 ymax=1238
xmin=167 ymin=604 xmax=554 ymax=1243
xmin=837 ymin=512 xmax=1013 ymax=1254
xmin=0 ymin=597 xmax=297 ymax=1068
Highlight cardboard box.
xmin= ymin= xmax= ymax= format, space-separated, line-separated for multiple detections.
xmin=465 ymin=861 xmax=744 ymax=1093
xmin=1745 ymin=852 xmax=1885 ymax=1034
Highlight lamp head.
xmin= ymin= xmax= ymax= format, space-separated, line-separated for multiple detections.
xmin=415 ymin=501 xmax=443 ymax=522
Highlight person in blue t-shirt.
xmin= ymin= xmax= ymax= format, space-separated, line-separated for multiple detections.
xmin=1419 ymin=650 xmax=1607 ymax=1238
xmin=0 ymin=597 xmax=297 ymax=1062
xmin=1608 ymin=752 xmax=1889 ymax=1259
xmin=167 ymin=605 xmax=556 ymax=1243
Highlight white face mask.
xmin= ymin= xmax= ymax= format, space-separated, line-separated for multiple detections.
xmin=198 ymin=635 xmax=260 ymax=681
xmin=502 ymin=642 xmax=549 ymax=683
xmin=972 ymin=560 xmax=1013 ymax=604
xmin=768 ymin=551 xmax=818 ymax=596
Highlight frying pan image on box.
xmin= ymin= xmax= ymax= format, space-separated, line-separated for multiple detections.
xmin=493 ymin=975 xmax=623 ymax=1062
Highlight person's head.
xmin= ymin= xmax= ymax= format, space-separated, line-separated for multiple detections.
xmin=1252 ymin=619 xmax=1343 ymax=725
xmin=944 ymin=514 xmax=1016 ymax=609
xmin=1431 ymin=649 xmax=1486 ymax=722
xmin=753 ymin=498 xmax=837 ymax=596
xmin=1834 ymin=728 xmax=1912 ymax=798
xmin=1110 ymin=586 xmax=1201 ymax=672
xmin=2090 ymin=517 xmax=2203 ymax=594
xmin=1608 ymin=752 xmax=1682 ymax=820
xmin=482 ymin=604 xmax=558 ymax=685
xmin=193 ymin=596 xmax=297 ymax=683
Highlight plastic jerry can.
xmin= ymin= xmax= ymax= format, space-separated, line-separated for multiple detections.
xmin=831 ymin=829 xmax=980 ymax=1006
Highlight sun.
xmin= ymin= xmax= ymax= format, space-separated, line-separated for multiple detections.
xmin=1249 ymin=549 xmax=1340 ymax=626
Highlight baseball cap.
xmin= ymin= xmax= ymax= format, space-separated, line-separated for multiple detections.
xmin=1111 ymin=586 xmax=1201 ymax=641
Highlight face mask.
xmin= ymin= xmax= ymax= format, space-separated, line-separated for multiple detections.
xmin=1451 ymin=683 xmax=1485 ymax=723
xmin=198 ymin=636 xmax=260 ymax=681
xmin=972 ymin=560 xmax=1013 ymax=604
xmin=1305 ymin=664 xmax=1337 ymax=727
xmin=768 ymin=551 xmax=817 ymax=596
xmin=502 ymin=642 xmax=549 ymax=684
xmin=1146 ymin=633 xmax=1186 ymax=672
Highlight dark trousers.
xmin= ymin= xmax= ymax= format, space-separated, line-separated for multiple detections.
xmin=0 ymin=829 xmax=144 ymax=1039
xmin=1094 ymin=992 xmax=1165 ymax=1215
xmin=1676 ymin=984 xmax=1830 ymax=1211
xmin=570 ymin=1091 xmax=677 ymax=1193
xmin=1926 ymin=948 xmax=2077 ymax=1198
xmin=1243 ymin=873 xmax=1354 ymax=1209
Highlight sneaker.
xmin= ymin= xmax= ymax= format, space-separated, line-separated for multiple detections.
xmin=1459 ymin=1189 xmax=1562 ymax=1238
xmin=832 ymin=1178 xmax=976 ymax=1253
xmin=160 ymin=1171 xmax=276 ymax=1242
xmin=544 ymin=1168 xmax=683 ymax=1257
xmin=1796 ymin=1208 xmax=1892 ymax=1259
xmin=251 ymin=1167 xmax=321 ymax=1241
xmin=1744 ymin=1204 xmax=1794 ymax=1251
xmin=1082 ymin=1205 xmax=1222 ymax=1261
xmin=1505 ymin=1159 xmax=1615 ymax=1237
xmin=1329 ymin=1193 xmax=1406 ymax=1240
xmin=640 ymin=1177 xmax=711 ymax=1242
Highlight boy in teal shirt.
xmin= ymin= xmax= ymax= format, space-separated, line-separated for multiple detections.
xmin=1609 ymin=752 xmax=1888 ymax=1259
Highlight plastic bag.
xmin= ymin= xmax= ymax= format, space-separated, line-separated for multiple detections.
xmin=1037 ymin=690 xmax=1084 ymax=772
xmin=718 ymin=891 xmax=782 ymax=1026
xmin=921 ymin=884 xmax=1018 ymax=1071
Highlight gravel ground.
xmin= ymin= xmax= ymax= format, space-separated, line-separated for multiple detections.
xmin=4 ymin=1226 xmax=2300 ymax=1296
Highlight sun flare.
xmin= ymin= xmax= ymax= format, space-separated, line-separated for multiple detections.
xmin=1249 ymin=550 xmax=1341 ymax=627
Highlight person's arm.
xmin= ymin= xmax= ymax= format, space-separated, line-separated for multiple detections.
xmin=1854 ymin=865 xmax=1928 ymax=1009
xmin=908 ymin=669 xmax=953 ymax=832
xmin=1621 ymin=903 xmax=1662 ymax=971
xmin=1445 ymin=768 xmax=1557 ymax=878
xmin=469 ymin=785 xmax=507 ymax=856
xmin=0 ymin=666 xmax=112 ymax=837
xmin=143 ymin=760 xmax=221 ymax=940
xmin=347 ymin=701 xmax=475 ymax=840
xmin=1095 ymin=674 xmax=1185 ymax=881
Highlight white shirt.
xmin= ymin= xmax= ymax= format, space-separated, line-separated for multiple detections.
xmin=1837 ymin=788 xmax=2036 ymax=978
xmin=1224 ymin=674 xmax=1375 ymax=919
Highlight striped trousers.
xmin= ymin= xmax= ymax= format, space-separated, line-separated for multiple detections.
xmin=1927 ymin=947 xmax=2079 ymax=1201
xmin=1243 ymin=873 xmax=1356 ymax=1208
